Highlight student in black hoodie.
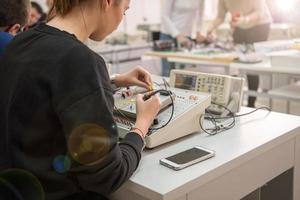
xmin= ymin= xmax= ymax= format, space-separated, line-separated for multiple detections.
xmin=0 ymin=0 xmax=161 ymax=199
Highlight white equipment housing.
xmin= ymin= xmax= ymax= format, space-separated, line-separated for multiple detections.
xmin=114 ymin=88 xmax=211 ymax=148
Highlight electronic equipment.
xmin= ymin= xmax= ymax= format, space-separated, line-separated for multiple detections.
xmin=114 ymin=86 xmax=211 ymax=148
xmin=142 ymin=90 xmax=173 ymax=101
xmin=159 ymin=146 xmax=215 ymax=170
xmin=115 ymin=88 xmax=176 ymax=118
xmin=170 ymin=70 xmax=245 ymax=115
xmin=153 ymin=40 xmax=175 ymax=51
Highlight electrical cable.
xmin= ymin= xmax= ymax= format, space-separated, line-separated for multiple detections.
xmin=146 ymin=81 xmax=174 ymax=133
xmin=143 ymin=89 xmax=170 ymax=100
xmin=199 ymin=103 xmax=271 ymax=136
xmin=148 ymin=90 xmax=174 ymax=134
xmin=205 ymin=106 xmax=271 ymax=120
xmin=200 ymin=103 xmax=235 ymax=135
xmin=114 ymin=88 xmax=175 ymax=136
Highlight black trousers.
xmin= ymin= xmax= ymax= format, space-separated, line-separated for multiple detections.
xmin=233 ymin=23 xmax=271 ymax=107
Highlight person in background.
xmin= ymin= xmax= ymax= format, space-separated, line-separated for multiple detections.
xmin=0 ymin=0 xmax=161 ymax=200
xmin=207 ymin=0 xmax=272 ymax=107
xmin=160 ymin=0 xmax=206 ymax=77
xmin=27 ymin=1 xmax=46 ymax=28
xmin=0 ymin=0 xmax=30 ymax=56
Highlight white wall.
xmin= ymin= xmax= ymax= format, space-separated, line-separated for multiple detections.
xmin=31 ymin=0 xmax=162 ymax=33
xmin=204 ymin=0 xmax=218 ymax=20
xmin=30 ymin=0 xmax=219 ymax=33
xmin=31 ymin=0 xmax=48 ymax=12
xmin=117 ymin=0 xmax=162 ymax=33
xmin=118 ymin=0 xmax=219 ymax=33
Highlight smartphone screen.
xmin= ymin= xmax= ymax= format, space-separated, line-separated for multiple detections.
xmin=165 ymin=147 xmax=211 ymax=165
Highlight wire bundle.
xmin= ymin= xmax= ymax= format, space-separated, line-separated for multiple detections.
xmin=200 ymin=103 xmax=271 ymax=136
xmin=114 ymin=78 xmax=175 ymax=136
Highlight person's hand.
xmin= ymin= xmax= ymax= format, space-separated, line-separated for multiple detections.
xmin=114 ymin=67 xmax=152 ymax=90
xmin=134 ymin=94 xmax=161 ymax=137
xmin=206 ymin=32 xmax=216 ymax=44
xmin=196 ymin=33 xmax=207 ymax=44
xmin=176 ymin=34 xmax=192 ymax=49
xmin=231 ymin=12 xmax=249 ymax=28
xmin=232 ymin=11 xmax=241 ymax=23
xmin=231 ymin=16 xmax=243 ymax=28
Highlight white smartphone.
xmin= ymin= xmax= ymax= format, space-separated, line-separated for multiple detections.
xmin=159 ymin=146 xmax=215 ymax=170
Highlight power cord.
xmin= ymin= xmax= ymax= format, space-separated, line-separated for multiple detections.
xmin=148 ymin=89 xmax=174 ymax=134
xmin=199 ymin=103 xmax=271 ymax=136
xmin=200 ymin=103 xmax=235 ymax=135
xmin=146 ymin=81 xmax=174 ymax=133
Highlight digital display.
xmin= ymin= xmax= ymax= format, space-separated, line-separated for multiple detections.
xmin=174 ymin=74 xmax=197 ymax=90
xmin=165 ymin=147 xmax=210 ymax=165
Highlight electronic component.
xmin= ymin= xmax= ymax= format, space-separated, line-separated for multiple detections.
xmin=143 ymin=90 xmax=173 ymax=101
xmin=153 ymin=40 xmax=175 ymax=51
xmin=170 ymin=70 xmax=245 ymax=115
xmin=115 ymin=89 xmax=176 ymax=119
xmin=114 ymin=87 xmax=211 ymax=148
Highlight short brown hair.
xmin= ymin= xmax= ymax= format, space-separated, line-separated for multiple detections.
xmin=0 ymin=0 xmax=30 ymax=27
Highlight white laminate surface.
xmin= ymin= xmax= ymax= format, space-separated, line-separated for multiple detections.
xmin=165 ymin=54 xmax=300 ymax=76
xmin=114 ymin=107 xmax=300 ymax=200
xmin=230 ymin=58 xmax=300 ymax=75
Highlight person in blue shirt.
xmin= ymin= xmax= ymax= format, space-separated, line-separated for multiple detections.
xmin=0 ymin=0 xmax=30 ymax=56
xmin=0 ymin=32 xmax=13 ymax=56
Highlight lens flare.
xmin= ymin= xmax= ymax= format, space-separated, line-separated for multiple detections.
xmin=68 ymin=124 xmax=112 ymax=165
xmin=275 ymin=0 xmax=296 ymax=12
xmin=0 ymin=169 xmax=45 ymax=200
xmin=53 ymin=155 xmax=72 ymax=174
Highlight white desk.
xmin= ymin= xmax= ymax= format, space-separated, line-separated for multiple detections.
xmin=169 ymin=56 xmax=300 ymax=77
xmin=111 ymin=107 xmax=300 ymax=200
xmin=230 ymin=58 xmax=300 ymax=76
xmin=231 ymin=58 xmax=300 ymax=110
